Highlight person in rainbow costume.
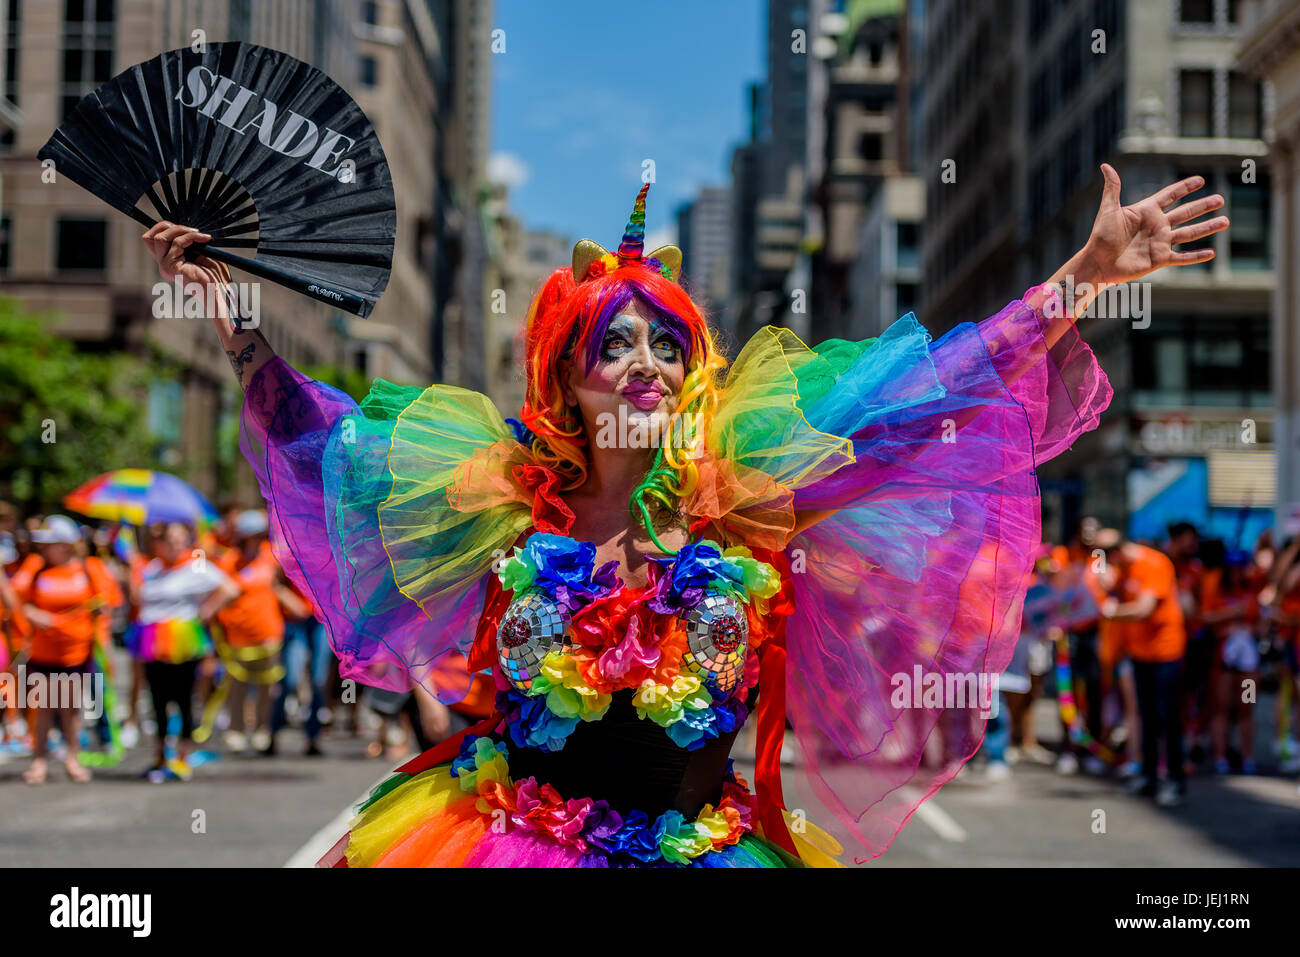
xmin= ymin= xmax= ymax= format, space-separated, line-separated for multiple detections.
xmin=141 ymin=164 xmax=1227 ymax=866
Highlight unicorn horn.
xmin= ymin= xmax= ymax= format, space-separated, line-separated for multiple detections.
xmin=617 ymin=183 xmax=650 ymax=264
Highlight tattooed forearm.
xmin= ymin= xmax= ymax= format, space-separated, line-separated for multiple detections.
xmin=226 ymin=342 xmax=257 ymax=386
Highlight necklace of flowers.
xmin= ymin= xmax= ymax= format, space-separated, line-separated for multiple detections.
xmin=494 ymin=532 xmax=782 ymax=752
xmin=450 ymin=734 xmax=757 ymax=864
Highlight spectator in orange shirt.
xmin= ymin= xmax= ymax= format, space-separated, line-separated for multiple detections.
xmin=1263 ymin=558 xmax=1300 ymax=772
xmin=1076 ymin=519 xmax=1142 ymax=774
xmin=11 ymin=515 xmax=124 ymax=785
xmin=1097 ymin=528 xmax=1188 ymax=806
xmin=1201 ymin=549 xmax=1260 ymax=774
xmin=215 ymin=510 xmax=288 ymax=753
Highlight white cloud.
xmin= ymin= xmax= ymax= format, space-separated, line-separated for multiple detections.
xmin=643 ymin=225 xmax=677 ymax=251
xmin=488 ymin=151 xmax=531 ymax=190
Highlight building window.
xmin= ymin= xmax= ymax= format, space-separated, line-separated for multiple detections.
xmin=896 ymin=281 xmax=918 ymax=315
xmin=1178 ymin=70 xmax=1213 ymax=137
xmin=896 ymin=222 xmax=919 ymax=269
xmin=860 ymin=132 xmax=883 ymax=162
xmin=1029 ymin=0 xmax=1054 ymax=34
xmin=361 ymin=1 xmax=379 ymax=25
xmin=61 ymin=0 xmax=115 ymax=120
xmin=360 ymin=55 xmax=378 ymax=88
xmin=1229 ymin=171 xmax=1270 ymax=270
xmin=0 ymin=214 xmax=10 ymax=272
xmin=1132 ymin=314 xmax=1271 ymax=407
xmin=1228 ymin=72 xmax=1262 ymax=139
xmin=4 ymin=0 xmax=20 ymax=112
xmin=1179 ymin=0 xmax=1214 ymax=24
xmin=55 ymin=217 xmax=107 ymax=272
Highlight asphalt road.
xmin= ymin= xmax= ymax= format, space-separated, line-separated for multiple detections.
xmin=0 ymin=728 xmax=388 ymax=868
xmin=3 ymin=701 xmax=1297 ymax=867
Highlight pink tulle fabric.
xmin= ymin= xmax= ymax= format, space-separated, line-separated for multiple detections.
xmin=779 ymin=284 xmax=1111 ymax=858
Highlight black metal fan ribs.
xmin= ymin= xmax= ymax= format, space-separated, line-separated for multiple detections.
xmin=38 ymin=41 xmax=395 ymax=317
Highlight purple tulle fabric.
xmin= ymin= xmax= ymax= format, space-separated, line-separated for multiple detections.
xmin=779 ymin=284 xmax=1111 ymax=858
xmin=239 ymin=361 xmax=489 ymax=696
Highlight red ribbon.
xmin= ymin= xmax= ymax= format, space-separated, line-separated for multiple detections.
xmin=512 ymin=464 xmax=575 ymax=535
xmin=754 ymin=630 xmax=798 ymax=859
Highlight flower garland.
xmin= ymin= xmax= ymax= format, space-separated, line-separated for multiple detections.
xmin=494 ymin=533 xmax=783 ymax=752
xmin=450 ymin=734 xmax=756 ymax=864
xmin=583 ymin=250 xmax=677 ymax=283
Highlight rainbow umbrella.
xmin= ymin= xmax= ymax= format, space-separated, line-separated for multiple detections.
xmin=63 ymin=469 xmax=219 ymax=528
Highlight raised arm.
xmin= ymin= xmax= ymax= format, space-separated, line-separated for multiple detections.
xmin=1037 ymin=164 xmax=1229 ymax=348
xmin=141 ymin=222 xmax=277 ymax=392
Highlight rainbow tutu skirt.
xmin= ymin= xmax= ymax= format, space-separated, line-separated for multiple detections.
xmin=323 ymin=734 xmax=843 ymax=868
xmin=126 ymin=619 xmax=212 ymax=664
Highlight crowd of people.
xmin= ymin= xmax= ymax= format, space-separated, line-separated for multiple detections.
xmin=0 ymin=502 xmax=494 ymax=785
xmin=983 ymin=516 xmax=1300 ymax=807
xmin=5 ymin=494 xmax=1298 ymax=811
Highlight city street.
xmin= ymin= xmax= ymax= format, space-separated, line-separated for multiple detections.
xmin=3 ymin=701 xmax=1298 ymax=867
xmin=0 ymin=729 xmax=386 ymax=868
xmin=783 ymin=701 xmax=1300 ymax=867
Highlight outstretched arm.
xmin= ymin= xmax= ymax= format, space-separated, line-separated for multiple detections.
xmin=1038 ymin=164 xmax=1229 ymax=347
xmin=142 ymin=222 xmax=277 ymax=391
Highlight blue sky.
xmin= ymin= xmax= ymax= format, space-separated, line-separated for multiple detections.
xmin=489 ymin=0 xmax=764 ymax=252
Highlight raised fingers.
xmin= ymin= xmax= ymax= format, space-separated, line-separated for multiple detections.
xmin=1166 ymin=193 xmax=1225 ymax=227
xmin=1169 ymin=214 xmax=1229 ymax=246
xmin=1153 ymin=174 xmax=1206 ymax=211
xmin=1169 ymin=246 xmax=1216 ymax=265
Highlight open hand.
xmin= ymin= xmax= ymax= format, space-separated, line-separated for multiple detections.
xmin=1083 ymin=164 xmax=1229 ymax=285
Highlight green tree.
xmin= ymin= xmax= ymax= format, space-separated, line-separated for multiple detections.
xmin=0 ymin=297 xmax=157 ymax=513
xmin=299 ymin=362 xmax=372 ymax=404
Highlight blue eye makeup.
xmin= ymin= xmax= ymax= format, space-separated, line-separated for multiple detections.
xmin=594 ymin=314 xmax=687 ymax=365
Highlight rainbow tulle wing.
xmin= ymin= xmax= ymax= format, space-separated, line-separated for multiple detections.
xmin=239 ymin=362 xmax=531 ymax=697
xmin=693 ymin=283 xmax=1112 ymax=860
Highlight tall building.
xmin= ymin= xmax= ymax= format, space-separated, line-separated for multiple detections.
xmin=675 ymin=185 xmax=731 ymax=320
xmin=919 ymin=0 xmax=1273 ymax=544
xmin=0 ymin=0 xmax=360 ymax=501
xmin=349 ymin=0 xmax=448 ymax=384
xmin=1237 ymin=0 xmax=1300 ymax=535
xmin=806 ymin=0 xmax=907 ymax=341
xmin=482 ymin=198 xmax=567 ymax=416
xmin=918 ymin=0 xmax=1025 ymax=330
xmin=0 ymin=0 xmax=488 ymax=501
xmin=846 ymin=172 xmax=922 ymax=339
xmin=729 ymin=0 xmax=822 ymax=347
xmin=440 ymin=0 xmax=492 ymax=393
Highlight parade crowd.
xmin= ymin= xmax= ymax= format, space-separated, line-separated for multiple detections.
xmin=0 ymin=503 xmax=494 ymax=785
xmin=983 ymin=517 xmax=1300 ymax=807
xmin=3 ymin=497 xmax=1299 ymax=810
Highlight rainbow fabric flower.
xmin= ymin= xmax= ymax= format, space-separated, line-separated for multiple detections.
xmin=496 ymin=532 xmax=618 ymax=613
xmin=496 ymin=534 xmax=780 ymax=752
xmin=447 ymin=736 xmax=756 ymax=863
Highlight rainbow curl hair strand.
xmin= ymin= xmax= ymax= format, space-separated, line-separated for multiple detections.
xmin=519 ymin=186 xmax=725 ymax=553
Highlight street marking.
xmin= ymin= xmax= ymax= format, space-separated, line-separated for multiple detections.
xmin=284 ymin=774 xmax=387 ymax=868
xmin=914 ymin=798 xmax=969 ymax=842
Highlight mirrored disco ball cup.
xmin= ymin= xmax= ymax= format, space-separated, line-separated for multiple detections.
xmin=39 ymin=41 xmax=395 ymax=317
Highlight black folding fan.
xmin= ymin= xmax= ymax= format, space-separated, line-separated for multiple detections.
xmin=38 ymin=41 xmax=394 ymax=317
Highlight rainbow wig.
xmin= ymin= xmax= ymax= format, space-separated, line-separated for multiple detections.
xmin=519 ymin=185 xmax=727 ymax=550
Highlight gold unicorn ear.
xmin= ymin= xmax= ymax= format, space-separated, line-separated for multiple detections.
xmin=572 ymin=239 xmax=609 ymax=283
xmin=647 ymin=245 xmax=682 ymax=282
